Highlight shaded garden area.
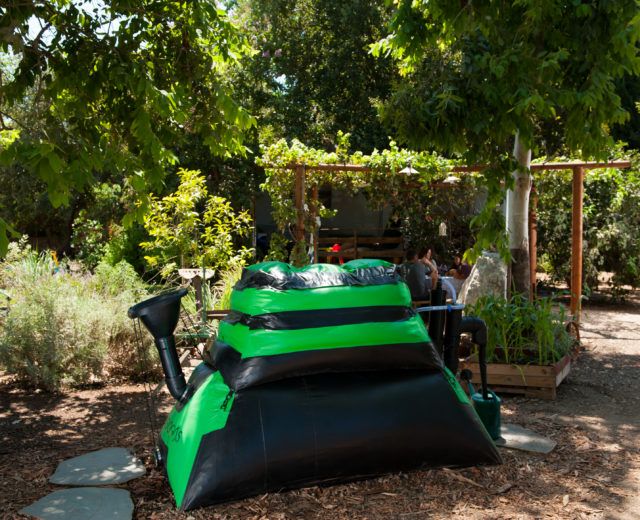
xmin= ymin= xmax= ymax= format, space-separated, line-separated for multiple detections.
xmin=2 ymin=1 xmax=640 ymax=518
xmin=2 ymin=299 xmax=638 ymax=519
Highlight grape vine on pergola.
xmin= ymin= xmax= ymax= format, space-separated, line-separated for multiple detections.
xmin=275 ymin=159 xmax=631 ymax=322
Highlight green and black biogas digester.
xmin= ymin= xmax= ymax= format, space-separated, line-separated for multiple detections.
xmin=129 ymin=259 xmax=501 ymax=511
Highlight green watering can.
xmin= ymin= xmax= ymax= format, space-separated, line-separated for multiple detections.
xmin=458 ymin=316 xmax=502 ymax=441
xmin=462 ymin=369 xmax=502 ymax=441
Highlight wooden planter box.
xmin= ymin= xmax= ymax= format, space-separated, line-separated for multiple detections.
xmin=459 ymin=353 xmax=572 ymax=400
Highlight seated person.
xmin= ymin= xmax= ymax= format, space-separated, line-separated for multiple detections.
xmin=419 ymin=248 xmax=461 ymax=303
xmin=405 ymin=249 xmax=433 ymax=301
xmin=447 ymin=254 xmax=472 ymax=279
xmin=419 ymin=247 xmax=439 ymax=287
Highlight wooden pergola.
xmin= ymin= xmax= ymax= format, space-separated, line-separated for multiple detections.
xmin=287 ymin=160 xmax=631 ymax=321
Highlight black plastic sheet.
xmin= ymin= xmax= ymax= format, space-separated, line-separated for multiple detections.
xmin=171 ymin=370 xmax=502 ymax=510
xmin=211 ymin=340 xmax=443 ymax=390
xmin=224 ymin=306 xmax=415 ymax=330
xmin=235 ymin=265 xmax=400 ymax=291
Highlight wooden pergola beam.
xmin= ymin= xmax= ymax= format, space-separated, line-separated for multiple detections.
xmin=280 ymin=160 xmax=631 ymax=174
xmin=529 ymin=160 xmax=631 ymax=171
xmin=452 ymin=160 xmax=632 ymax=172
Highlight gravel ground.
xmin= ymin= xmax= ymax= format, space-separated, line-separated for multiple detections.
xmin=1 ymin=297 xmax=638 ymax=519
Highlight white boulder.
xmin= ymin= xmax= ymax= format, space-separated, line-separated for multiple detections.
xmin=459 ymin=251 xmax=507 ymax=305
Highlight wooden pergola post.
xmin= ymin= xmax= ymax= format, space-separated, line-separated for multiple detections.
xmin=570 ymin=166 xmax=584 ymax=320
xmin=528 ymin=183 xmax=538 ymax=300
xmin=294 ymin=165 xmax=306 ymax=242
xmin=311 ymin=184 xmax=319 ymax=263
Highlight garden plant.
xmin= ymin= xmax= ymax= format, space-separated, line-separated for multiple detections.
xmin=0 ymin=240 xmax=157 ymax=391
xmin=465 ymin=295 xmax=574 ymax=366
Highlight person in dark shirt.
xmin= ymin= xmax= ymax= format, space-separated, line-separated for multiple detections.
xmin=397 ymin=249 xmax=417 ymax=280
xmin=405 ymin=249 xmax=432 ymax=301
xmin=447 ymin=254 xmax=471 ymax=279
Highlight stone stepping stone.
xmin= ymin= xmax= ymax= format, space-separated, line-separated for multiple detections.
xmin=495 ymin=423 xmax=557 ymax=454
xmin=49 ymin=447 xmax=145 ymax=486
xmin=19 ymin=487 xmax=133 ymax=519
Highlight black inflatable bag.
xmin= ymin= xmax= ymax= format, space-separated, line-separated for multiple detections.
xmin=168 ymin=370 xmax=501 ymax=510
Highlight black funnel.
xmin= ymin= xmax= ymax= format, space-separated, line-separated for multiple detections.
xmin=129 ymin=288 xmax=192 ymax=403
xmin=128 ymin=289 xmax=187 ymax=337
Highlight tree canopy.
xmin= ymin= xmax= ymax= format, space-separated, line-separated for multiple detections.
xmin=0 ymin=0 xmax=256 ymax=255
xmin=374 ymin=0 xmax=640 ymax=159
xmin=373 ymin=0 xmax=640 ymax=267
xmin=231 ymin=0 xmax=397 ymax=153
xmin=1 ymin=0 xmax=639 ymax=272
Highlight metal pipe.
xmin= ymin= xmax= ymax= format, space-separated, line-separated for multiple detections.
xmin=442 ymin=308 xmax=463 ymax=373
xmin=428 ymin=280 xmax=445 ymax=354
xmin=415 ymin=304 xmax=465 ymax=312
xmin=459 ymin=317 xmax=489 ymax=401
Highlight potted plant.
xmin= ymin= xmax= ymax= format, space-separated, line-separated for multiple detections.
xmin=460 ymin=295 xmax=576 ymax=399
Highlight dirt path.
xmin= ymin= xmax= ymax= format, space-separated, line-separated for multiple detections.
xmin=1 ymin=300 xmax=639 ymax=519
xmin=567 ymin=304 xmax=640 ymax=519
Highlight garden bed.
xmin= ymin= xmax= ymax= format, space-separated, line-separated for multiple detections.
xmin=460 ymin=294 xmax=578 ymax=399
xmin=460 ymin=353 xmax=572 ymax=400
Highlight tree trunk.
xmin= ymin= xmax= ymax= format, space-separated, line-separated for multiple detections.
xmin=506 ymin=132 xmax=532 ymax=296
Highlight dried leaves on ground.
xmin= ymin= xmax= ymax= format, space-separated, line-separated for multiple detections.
xmin=1 ymin=300 xmax=638 ymax=519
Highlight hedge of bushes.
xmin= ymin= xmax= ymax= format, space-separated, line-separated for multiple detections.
xmin=0 ymin=241 xmax=160 ymax=391
xmin=536 ymin=164 xmax=640 ymax=297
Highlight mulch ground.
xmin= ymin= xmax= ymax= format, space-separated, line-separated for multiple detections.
xmin=1 ymin=298 xmax=638 ymax=519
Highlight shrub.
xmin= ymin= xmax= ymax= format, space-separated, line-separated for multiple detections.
xmin=88 ymin=261 xmax=159 ymax=382
xmin=179 ymin=263 xmax=244 ymax=340
xmin=101 ymin=294 xmax=159 ymax=384
xmin=0 ymin=244 xmax=158 ymax=390
xmin=2 ymin=238 xmax=57 ymax=290
xmin=69 ymin=183 xmax=129 ymax=270
xmin=70 ymin=209 xmax=107 ymax=270
xmin=101 ymin=223 xmax=148 ymax=274
xmin=180 ymin=281 xmax=218 ymax=340
xmin=0 ymin=271 xmax=107 ymax=390
xmin=213 ymin=263 xmax=244 ymax=311
xmin=90 ymin=260 xmax=148 ymax=298
xmin=141 ymin=168 xmax=253 ymax=277
xmin=535 ymin=164 xmax=640 ymax=296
